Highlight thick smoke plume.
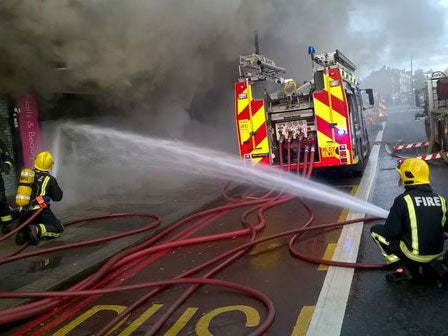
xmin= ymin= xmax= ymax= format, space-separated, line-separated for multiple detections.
xmin=2 ymin=0 xmax=446 ymax=207
xmin=1 ymin=1 xmax=446 ymax=121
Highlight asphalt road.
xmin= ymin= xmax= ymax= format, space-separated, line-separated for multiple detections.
xmin=2 ymin=112 xmax=390 ymax=335
xmin=342 ymin=105 xmax=448 ymax=336
xmin=6 ymin=178 xmax=361 ymax=335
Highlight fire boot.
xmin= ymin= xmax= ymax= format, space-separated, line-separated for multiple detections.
xmin=428 ymin=259 xmax=448 ymax=287
xmin=2 ymin=223 xmax=11 ymax=234
xmin=15 ymin=229 xmax=28 ymax=245
xmin=28 ymin=224 xmax=40 ymax=246
xmin=386 ymin=266 xmax=413 ymax=283
xmin=443 ymin=250 xmax=448 ymax=265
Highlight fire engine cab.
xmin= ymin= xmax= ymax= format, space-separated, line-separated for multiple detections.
xmin=235 ymin=47 xmax=374 ymax=175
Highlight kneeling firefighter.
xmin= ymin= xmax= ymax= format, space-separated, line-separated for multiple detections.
xmin=15 ymin=151 xmax=63 ymax=245
xmin=370 ymin=158 xmax=448 ymax=284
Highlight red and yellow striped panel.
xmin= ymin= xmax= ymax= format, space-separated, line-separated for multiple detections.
xmin=313 ymin=67 xmax=353 ymax=166
xmin=235 ymin=81 xmax=270 ymax=167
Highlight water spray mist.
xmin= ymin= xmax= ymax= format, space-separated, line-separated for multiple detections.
xmin=58 ymin=122 xmax=389 ymax=218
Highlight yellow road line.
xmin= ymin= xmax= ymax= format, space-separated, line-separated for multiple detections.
xmin=349 ymin=185 xmax=359 ymax=195
xmin=337 ymin=208 xmax=350 ymax=222
xmin=337 ymin=185 xmax=358 ymax=222
xmin=332 ymin=184 xmax=357 ymax=189
xmin=318 ymin=243 xmax=337 ymax=271
xmin=321 ymin=185 xmax=358 ymax=271
xmin=291 ymin=306 xmax=315 ymax=336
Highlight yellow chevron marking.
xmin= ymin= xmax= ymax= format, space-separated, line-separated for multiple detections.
xmin=238 ymin=87 xmax=249 ymax=115
xmin=325 ymin=73 xmax=344 ymax=101
xmin=246 ymin=83 xmax=257 ymax=149
xmin=238 ymin=119 xmax=251 ymax=144
xmin=317 ymin=130 xmax=333 ymax=146
xmin=314 ymin=99 xmax=347 ymax=131
xmin=317 ymin=131 xmax=340 ymax=159
xmin=251 ymin=157 xmax=263 ymax=166
xmin=251 ymin=137 xmax=269 ymax=155
xmin=252 ymin=104 xmax=266 ymax=134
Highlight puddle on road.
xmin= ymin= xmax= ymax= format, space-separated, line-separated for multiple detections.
xmin=29 ymin=255 xmax=63 ymax=272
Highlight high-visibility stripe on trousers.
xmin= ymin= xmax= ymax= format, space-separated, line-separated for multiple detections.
xmin=371 ymin=231 xmax=400 ymax=264
xmin=1 ymin=214 xmax=12 ymax=223
xmin=37 ymin=223 xmax=61 ymax=238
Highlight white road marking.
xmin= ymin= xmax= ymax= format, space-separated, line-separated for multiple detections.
xmin=306 ymin=123 xmax=385 ymax=336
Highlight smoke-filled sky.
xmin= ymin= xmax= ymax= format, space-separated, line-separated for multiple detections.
xmin=1 ymin=0 xmax=448 ymax=142
xmin=2 ymin=0 xmax=447 ymax=207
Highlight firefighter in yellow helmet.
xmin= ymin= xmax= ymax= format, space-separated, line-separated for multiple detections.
xmin=16 ymin=151 xmax=63 ymax=245
xmin=370 ymin=158 xmax=448 ymax=284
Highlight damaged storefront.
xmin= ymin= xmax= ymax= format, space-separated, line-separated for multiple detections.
xmin=0 ymin=93 xmax=42 ymax=199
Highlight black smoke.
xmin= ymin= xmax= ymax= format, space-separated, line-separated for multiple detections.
xmin=0 ymin=0 xmax=446 ymax=142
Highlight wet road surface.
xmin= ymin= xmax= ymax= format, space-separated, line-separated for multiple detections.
xmin=342 ymin=105 xmax=448 ymax=336
xmin=5 ymin=179 xmax=360 ymax=335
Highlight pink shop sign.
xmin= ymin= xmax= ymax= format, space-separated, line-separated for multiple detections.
xmin=18 ymin=93 xmax=42 ymax=168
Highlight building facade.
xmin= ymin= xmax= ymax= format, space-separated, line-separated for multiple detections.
xmin=0 ymin=95 xmax=18 ymax=198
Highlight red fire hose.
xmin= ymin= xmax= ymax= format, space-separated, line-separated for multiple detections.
xmin=296 ymin=138 xmax=302 ymax=175
xmin=0 ymin=149 xmax=387 ymax=334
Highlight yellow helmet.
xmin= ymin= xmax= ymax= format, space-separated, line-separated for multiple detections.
xmin=398 ymin=158 xmax=430 ymax=186
xmin=34 ymin=151 xmax=54 ymax=172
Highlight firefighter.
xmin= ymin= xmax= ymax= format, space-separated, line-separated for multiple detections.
xmin=17 ymin=151 xmax=63 ymax=245
xmin=0 ymin=138 xmax=13 ymax=234
xmin=370 ymin=158 xmax=448 ymax=283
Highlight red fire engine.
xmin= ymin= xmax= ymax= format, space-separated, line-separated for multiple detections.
xmin=235 ymin=47 xmax=374 ymax=175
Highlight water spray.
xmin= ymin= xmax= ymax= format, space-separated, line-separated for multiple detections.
xmin=50 ymin=124 xmax=62 ymax=179
xmin=59 ymin=122 xmax=389 ymax=218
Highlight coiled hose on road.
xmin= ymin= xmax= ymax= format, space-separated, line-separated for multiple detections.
xmin=0 ymin=152 xmax=386 ymax=335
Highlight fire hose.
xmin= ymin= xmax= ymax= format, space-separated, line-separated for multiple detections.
xmin=3 ymin=202 xmax=381 ymax=335
xmin=0 ymin=149 xmax=386 ymax=334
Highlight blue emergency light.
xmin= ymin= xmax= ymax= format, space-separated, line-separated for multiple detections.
xmin=308 ymin=46 xmax=316 ymax=55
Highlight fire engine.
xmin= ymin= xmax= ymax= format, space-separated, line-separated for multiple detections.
xmin=234 ymin=45 xmax=374 ymax=175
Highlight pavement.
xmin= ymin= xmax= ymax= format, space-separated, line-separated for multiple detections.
xmin=0 ymin=176 xmax=225 ymax=310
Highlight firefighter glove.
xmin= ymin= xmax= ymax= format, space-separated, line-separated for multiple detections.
xmin=35 ymin=195 xmax=50 ymax=208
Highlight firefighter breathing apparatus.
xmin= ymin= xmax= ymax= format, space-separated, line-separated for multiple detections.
xmin=15 ymin=168 xmax=35 ymax=208
xmin=15 ymin=150 xmax=55 ymax=210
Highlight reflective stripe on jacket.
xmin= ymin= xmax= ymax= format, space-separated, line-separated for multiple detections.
xmin=31 ymin=170 xmax=63 ymax=210
xmin=384 ymin=184 xmax=447 ymax=261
